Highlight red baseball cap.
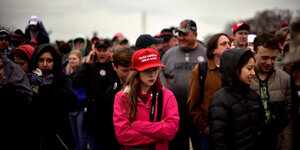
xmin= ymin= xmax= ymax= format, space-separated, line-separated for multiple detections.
xmin=232 ymin=22 xmax=250 ymax=34
xmin=131 ymin=48 xmax=165 ymax=71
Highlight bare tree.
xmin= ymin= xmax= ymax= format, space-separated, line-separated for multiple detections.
xmin=223 ymin=9 xmax=300 ymax=35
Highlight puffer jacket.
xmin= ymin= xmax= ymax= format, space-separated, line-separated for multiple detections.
xmin=113 ymin=86 xmax=179 ymax=150
xmin=208 ymin=49 xmax=266 ymax=150
xmin=250 ymin=66 xmax=292 ymax=150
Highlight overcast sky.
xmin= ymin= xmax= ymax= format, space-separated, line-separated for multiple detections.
xmin=1 ymin=0 xmax=299 ymax=45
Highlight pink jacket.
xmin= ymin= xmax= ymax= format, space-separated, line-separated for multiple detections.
xmin=113 ymin=87 xmax=179 ymax=150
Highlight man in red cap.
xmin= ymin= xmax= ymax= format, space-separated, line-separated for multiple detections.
xmin=231 ymin=22 xmax=251 ymax=50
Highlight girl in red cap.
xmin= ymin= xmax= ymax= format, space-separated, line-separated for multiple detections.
xmin=113 ymin=48 xmax=179 ymax=150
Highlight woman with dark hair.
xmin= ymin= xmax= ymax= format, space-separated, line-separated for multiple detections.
xmin=28 ymin=44 xmax=78 ymax=150
xmin=208 ymin=49 xmax=265 ymax=150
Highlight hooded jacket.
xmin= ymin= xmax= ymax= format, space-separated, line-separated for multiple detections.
xmin=208 ymin=49 xmax=265 ymax=150
xmin=0 ymin=53 xmax=32 ymax=101
xmin=113 ymin=84 xmax=179 ymax=150
xmin=72 ymin=34 xmax=88 ymax=57
xmin=1 ymin=54 xmax=32 ymax=149
xmin=25 ymin=20 xmax=50 ymax=45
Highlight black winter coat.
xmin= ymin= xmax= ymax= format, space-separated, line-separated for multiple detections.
xmin=208 ymin=49 xmax=266 ymax=150
xmin=28 ymin=44 xmax=77 ymax=150
xmin=72 ymin=62 xmax=118 ymax=133
xmin=29 ymin=72 xmax=78 ymax=150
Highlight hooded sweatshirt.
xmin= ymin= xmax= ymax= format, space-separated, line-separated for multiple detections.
xmin=72 ymin=34 xmax=88 ymax=57
xmin=24 ymin=20 xmax=50 ymax=45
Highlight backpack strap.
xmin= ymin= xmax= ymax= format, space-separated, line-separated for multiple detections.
xmin=198 ymin=61 xmax=208 ymax=104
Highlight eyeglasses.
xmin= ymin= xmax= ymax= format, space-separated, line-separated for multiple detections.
xmin=218 ymin=41 xmax=231 ymax=47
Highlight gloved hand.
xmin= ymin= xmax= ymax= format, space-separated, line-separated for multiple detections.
xmin=41 ymin=74 xmax=54 ymax=86
xmin=28 ymin=72 xmax=43 ymax=86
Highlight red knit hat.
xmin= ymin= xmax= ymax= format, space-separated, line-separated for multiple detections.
xmin=131 ymin=48 xmax=165 ymax=71
xmin=16 ymin=44 xmax=34 ymax=59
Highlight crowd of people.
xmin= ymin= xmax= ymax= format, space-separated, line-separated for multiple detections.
xmin=1 ymin=15 xmax=300 ymax=150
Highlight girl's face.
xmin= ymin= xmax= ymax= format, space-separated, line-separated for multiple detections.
xmin=38 ymin=52 xmax=54 ymax=72
xmin=237 ymin=58 xmax=256 ymax=84
xmin=139 ymin=67 xmax=159 ymax=89
xmin=69 ymin=54 xmax=81 ymax=68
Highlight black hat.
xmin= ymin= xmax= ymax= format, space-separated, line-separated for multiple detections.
xmin=0 ymin=29 xmax=10 ymax=38
xmin=12 ymin=29 xmax=25 ymax=42
xmin=135 ymin=34 xmax=163 ymax=51
xmin=95 ymin=39 xmax=111 ymax=48
xmin=0 ymin=29 xmax=11 ymax=43
xmin=115 ymin=36 xmax=129 ymax=44
xmin=160 ymin=28 xmax=174 ymax=40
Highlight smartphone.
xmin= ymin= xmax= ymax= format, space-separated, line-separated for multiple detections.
xmin=90 ymin=53 xmax=97 ymax=62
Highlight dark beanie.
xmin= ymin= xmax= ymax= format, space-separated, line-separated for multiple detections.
xmin=12 ymin=29 xmax=25 ymax=42
xmin=0 ymin=29 xmax=11 ymax=46
xmin=0 ymin=29 xmax=11 ymax=40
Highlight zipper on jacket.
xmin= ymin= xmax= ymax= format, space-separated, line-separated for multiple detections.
xmin=137 ymin=96 xmax=149 ymax=109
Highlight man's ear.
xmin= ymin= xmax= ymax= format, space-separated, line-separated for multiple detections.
xmin=279 ymin=43 xmax=284 ymax=52
xmin=194 ymin=31 xmax=198 ymax=37
xmin=252 ymin=50 xmax=256 ymax=59
xmin=112 ymin=63 xmax=118 ymax=72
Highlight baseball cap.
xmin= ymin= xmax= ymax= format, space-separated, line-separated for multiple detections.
xmin=232 ymin=22 xmax=250 ymax=34
xmin=112 ymin=32 xmax=123 ymax=41
xmin=91 ymin=36 xmax=101 ymax=43
xmin=135 ymin=34 xmax=163 ymax=51
xmin=115 ymin=36 xmax=128 ymax=44
xmin=131 ymin=48 xmax=165 ymax=71
xmin=95 ymin=39 xmax=111 ymax=48
xmin=160 ymin=28 xmax=174 ymax=40
xmin=177 ymin=19 xmax=197 ymax=33
xmin=29 ymin=16 xmax=38 ymax=25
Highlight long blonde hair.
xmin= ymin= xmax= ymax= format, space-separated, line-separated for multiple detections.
xmin=65 ymin=50 xmax=83 ymax=75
